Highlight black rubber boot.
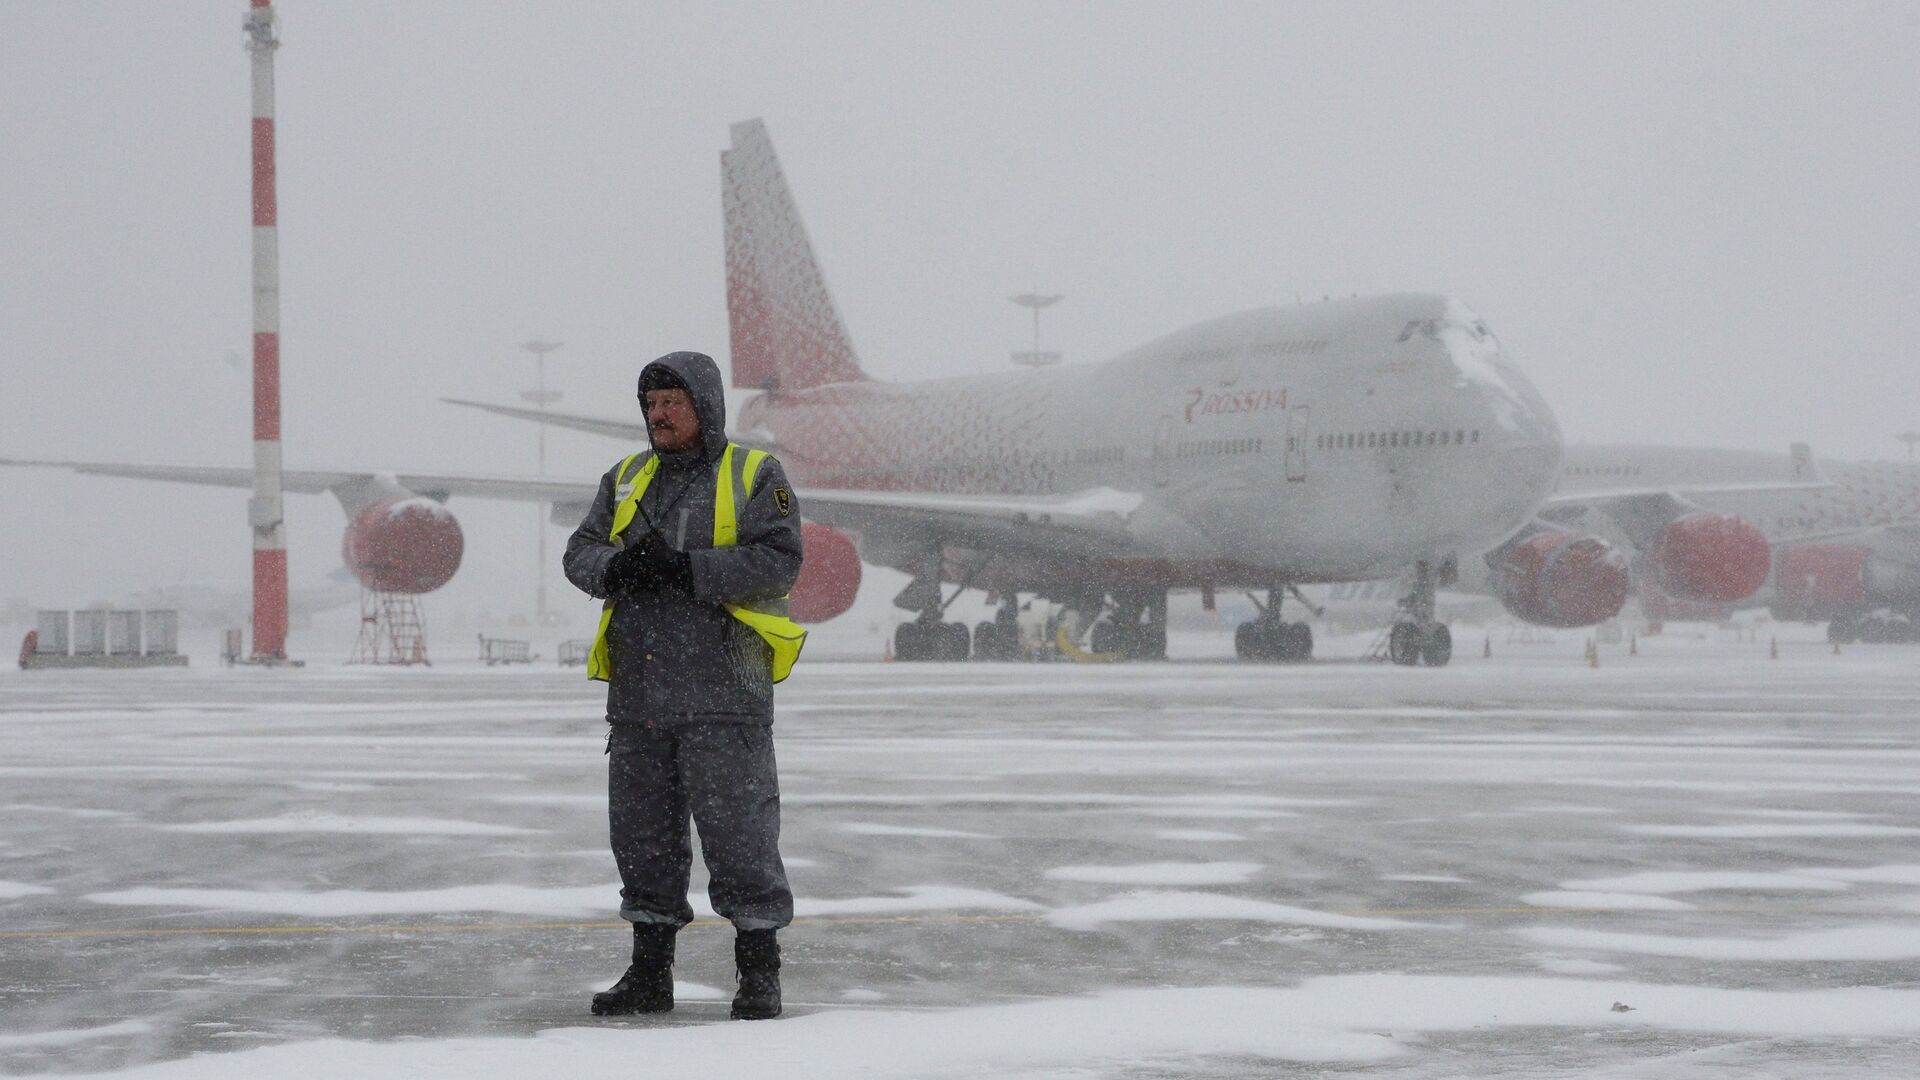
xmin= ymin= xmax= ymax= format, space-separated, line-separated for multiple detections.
xmin=730 ymin=928 xmax=782 ymax=1020
xmin=591 ymin=923 xmax=675 ymax=1015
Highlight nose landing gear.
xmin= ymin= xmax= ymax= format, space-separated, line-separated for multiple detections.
xmin=1387 ymin=560 xmax=1454 ymax=667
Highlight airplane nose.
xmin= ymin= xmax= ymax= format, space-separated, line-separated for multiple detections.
xmin=1437 ymin=315 xmax=1564 ymax=519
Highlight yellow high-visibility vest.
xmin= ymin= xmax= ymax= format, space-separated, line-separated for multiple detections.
xmin=586 ymin=443 xmax=807 ymax=684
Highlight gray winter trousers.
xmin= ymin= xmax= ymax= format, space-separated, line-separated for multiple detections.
xmin=607 ymin=722 xmax=793 ymax=931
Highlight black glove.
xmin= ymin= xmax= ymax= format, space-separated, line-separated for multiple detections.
xmin=643 ymin=540 xmax=694 ymax=594
xmin=603 ymin=531 xmax=693 ymax=596
xmin=602 ymin=540 xmax=649 ymax=596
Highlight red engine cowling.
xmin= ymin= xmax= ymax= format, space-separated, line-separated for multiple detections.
xmin=789 ymin=522 xmax=862 ymax=624
xmin=1648 ymin=513 xmax=1770 ymax=604
xmin=341 ymin=498 xmax=465 ymax=595
xmin=1772 ymin=543 xmax=1869 ymax=621
xmin=1494 ymin=532 xmax=1631 ymax=628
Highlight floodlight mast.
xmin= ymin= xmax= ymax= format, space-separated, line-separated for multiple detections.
xmin=1010 ymin=292 xmax=1063 ymax=367
xmin=244 ymin=0 xmax=291 ymax=661
xmin=520 ymin=340 xmax=564 ymax=623
xmin=1897 ymin=431 xmax=1920 ymax=463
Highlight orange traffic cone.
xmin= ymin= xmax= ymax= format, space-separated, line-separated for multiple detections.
xmin=1587 ymin=639 xmax=1599 ymax=668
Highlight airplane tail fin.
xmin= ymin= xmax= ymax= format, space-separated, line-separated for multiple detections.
xmin=722 ymin=119 xmax=868 ymax=392
xmin=1790 ymin=441 xmax=1826 ymax=484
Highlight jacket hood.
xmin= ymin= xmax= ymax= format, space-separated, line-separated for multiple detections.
xmin=639 ymin=351 xmax=728 ymax=462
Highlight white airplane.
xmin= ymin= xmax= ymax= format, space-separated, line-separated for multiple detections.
xmin=445 ymin=118 xmax=1575 ymax=666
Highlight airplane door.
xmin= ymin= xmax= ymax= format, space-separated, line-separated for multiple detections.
xmin=1153 ymin=416 xmax=1171 ymax=487
xmin=1285 ymin=405 xmax=1309 ymax=482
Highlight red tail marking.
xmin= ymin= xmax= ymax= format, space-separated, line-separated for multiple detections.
xmin=722 ymin=120 xmax=866 ymax=391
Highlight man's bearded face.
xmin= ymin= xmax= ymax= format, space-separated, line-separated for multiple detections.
xmin=644 ymin=388 xmax=702 ymax=453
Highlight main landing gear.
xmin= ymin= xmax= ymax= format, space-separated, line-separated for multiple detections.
xmin=1076 ymin=590 xmax=1169 ymax=662
xmin=887 ymin=543 xmax=1181 ymax=664
xmin=893 ymin=614 xmax=970 ymax=662
xmin=1387 ymin=560 xmax=1453 ymax=667
xmin=1234 ymin=586 xmax=1315 ymax=663
xmin=891 ymin=569 xmax=972 ymax=661
xmin=972 ymin=602 xmax=1021 ymax=661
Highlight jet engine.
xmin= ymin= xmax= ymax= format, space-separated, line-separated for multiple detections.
xmin=789 ymin=522 xmax=862 ymax=623
xmin=341 ymin=497 xmax=465 ymax=594
xmin=1493 ymin=532 xmax=1630 ymax=628
xmin=1647 ymin=513 xmax=1770 ymax=604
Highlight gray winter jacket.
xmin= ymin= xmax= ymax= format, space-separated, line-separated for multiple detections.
xmin=563 ymin=352 xmax=803 ymax=727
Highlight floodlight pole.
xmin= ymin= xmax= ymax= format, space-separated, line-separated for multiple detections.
xmin=520 ymin=340 xmax=564 ymax=622
xmin=1898 ymin=431 xmax=1920 ymax=463
xmin=1009 ymin=292 xmax=1063 ymax=367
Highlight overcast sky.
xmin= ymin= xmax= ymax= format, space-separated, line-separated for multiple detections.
xmin=2 ymin=2 xmax=1916 ymax=630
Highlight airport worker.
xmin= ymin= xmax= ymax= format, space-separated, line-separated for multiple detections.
xmin=562 ymin=350 xmax=806 ymax=1021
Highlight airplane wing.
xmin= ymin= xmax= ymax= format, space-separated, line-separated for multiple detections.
xmin=800 ymin=486 xmax=1144 ymax=556
xmin=439 ymin=398 xmax=784 ymax=455
xmin=0 ymin=457 xmax=595 ymax=505
xmin=1 ymin=457 xmax=1141 ymax=555
xmin=440 ymin=398 xmax=650 ymax=442
xmin=1538 ymin=481 xmax=1831 ymax=547
xmin=1539 ymin=442 xmax=1832 ymax=544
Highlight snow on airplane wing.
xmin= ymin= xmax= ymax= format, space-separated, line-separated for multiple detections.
xmin=798 ymin=486 xmax=1144 ymax=557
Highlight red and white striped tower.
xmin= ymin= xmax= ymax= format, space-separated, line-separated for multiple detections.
xmin=244 ymin=0 xmax=290 ymax=660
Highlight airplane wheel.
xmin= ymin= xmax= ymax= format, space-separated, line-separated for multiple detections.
xmin=1419 ymin=624 xmax=1452 ymax=667
xmin=1283 ymin=622 xmax=1313 ymax=663
xmin=941 ymin=620 xmax=972 ymax=661
xmin=973 ymin=621 xmax=1009 ymax=660
xmin=1388 ymin=622 xmax=1421 ymax=666
xmin=894 ymin=621 xmax=923 ymax=662
xmin=1235 ymin=621 xmax=1279 ymax=662
xmin=1136 ymin=626 xmax=1168 ymax=661
xmin=1090 ymin=619 xmax=1126 ymax=657
xmin=998 ymin=621 xmax=1022 ymax=659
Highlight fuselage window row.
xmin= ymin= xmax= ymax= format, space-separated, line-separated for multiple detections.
xmin=1174 ymin=437 xmax=1265 ymax=459
xmin=1313 ymin=429 xmax=1481 ymax=451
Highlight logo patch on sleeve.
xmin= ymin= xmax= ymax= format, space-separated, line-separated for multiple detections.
xmin=773 ymin=488 xmax=792 ymax=517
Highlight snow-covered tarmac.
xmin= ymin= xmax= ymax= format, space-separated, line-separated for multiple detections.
xmin=4 ymin=634 xmax=1919 ymax=1077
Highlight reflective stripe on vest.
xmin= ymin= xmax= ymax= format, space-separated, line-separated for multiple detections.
xmin=586 ymin=444 xmax=807 ymax=684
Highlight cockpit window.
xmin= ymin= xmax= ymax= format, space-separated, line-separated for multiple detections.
xmin=1400 ymin=316 xmax=1497 ymax=345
